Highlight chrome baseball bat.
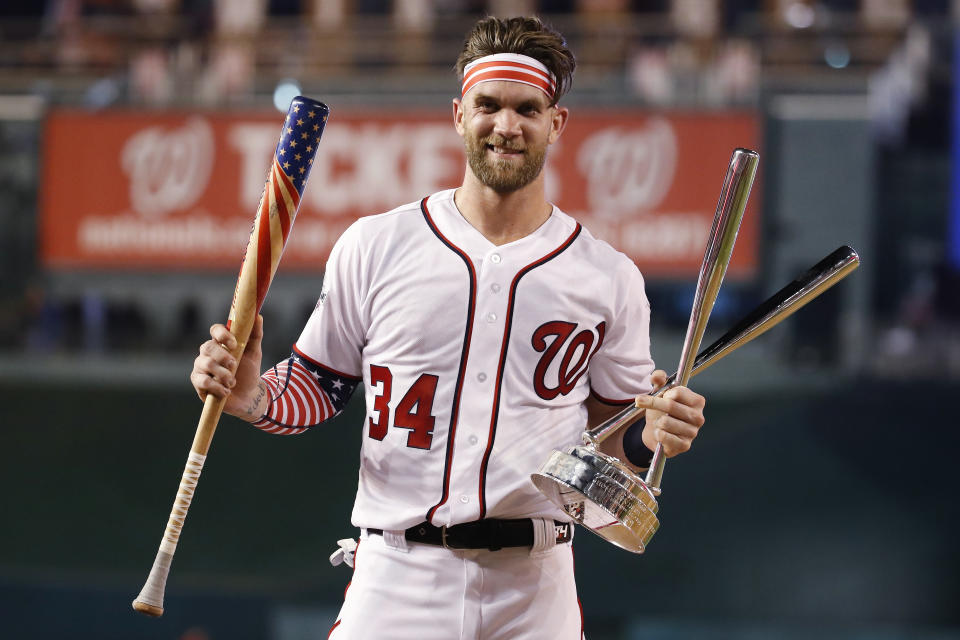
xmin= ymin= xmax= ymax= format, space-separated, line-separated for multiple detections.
xmin=642 ymin=148 xmax=758 ymax=492
xmin=584 ymin=244 xmax=860 ymax=448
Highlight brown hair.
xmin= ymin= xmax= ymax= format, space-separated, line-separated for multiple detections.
xmin=455 ymin=16 xmax=576 ymax=105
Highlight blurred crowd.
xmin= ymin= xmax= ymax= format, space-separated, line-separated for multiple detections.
xmin=0 ymin=0 xmax=950 ymax=106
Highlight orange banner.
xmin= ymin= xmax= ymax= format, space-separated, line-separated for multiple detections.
xmin=41 ymin=108 xmax=759 ymax=277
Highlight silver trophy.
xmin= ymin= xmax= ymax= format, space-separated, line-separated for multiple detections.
xmin=531 ymin=149 xmax=860 ymax=553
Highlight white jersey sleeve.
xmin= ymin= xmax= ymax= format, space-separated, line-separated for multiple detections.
xmin=587 ymin=257 xmax=655 ymax=405
xmin=294 ymin=220 xmax=368 ymax=377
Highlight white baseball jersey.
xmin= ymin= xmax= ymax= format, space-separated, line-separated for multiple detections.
xmin=292 ymin=188 xmax=655 ymax=531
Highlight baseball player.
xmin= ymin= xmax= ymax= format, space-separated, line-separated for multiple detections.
xmin=191 ymin=16 xmax=706 ymax=639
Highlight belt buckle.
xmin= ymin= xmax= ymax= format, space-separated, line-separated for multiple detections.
xmin=440 ymin=525 xmax=451 ymax=549
xmin=441 ymin=525 xmax=467 ymax=550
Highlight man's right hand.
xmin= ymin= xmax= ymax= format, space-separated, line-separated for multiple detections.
xmin=190 ymin=315 xmax=268 ymax=421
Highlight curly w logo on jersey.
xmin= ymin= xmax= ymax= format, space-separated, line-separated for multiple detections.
xmin=532 ymin=321 xmax=607 ymax=400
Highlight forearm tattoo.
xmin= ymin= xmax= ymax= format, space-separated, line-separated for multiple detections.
xmin=245 ymin=381 xmax=268 ymax=419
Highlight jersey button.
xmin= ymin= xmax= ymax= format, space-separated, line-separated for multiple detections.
xmin=477 ymin=372 xmax=487 ymax=382
xmin=490 ymin=254 xmax=502 ymax=264
xmin=490 ymin=283 xmax=501 ymax=293
xmin=459 ymin=495 xmax=470 ymax=503
xmin=469 ymin=435 xmax=479 ymax=445
xmin=486 ymin=312 xmax=497 ymax=323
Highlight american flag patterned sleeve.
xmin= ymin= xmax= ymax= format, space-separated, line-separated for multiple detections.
xmin=251 ymin=352 xmax=360 ymax=434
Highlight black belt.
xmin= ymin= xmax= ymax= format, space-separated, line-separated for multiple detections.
xmin=367 ymin=519 xmax=573 ymax=551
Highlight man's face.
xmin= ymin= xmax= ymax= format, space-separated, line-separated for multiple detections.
xmin=454 ymin=81 xmax=568 ymax=193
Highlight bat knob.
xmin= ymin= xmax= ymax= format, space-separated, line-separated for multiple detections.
xmin=132 ymin=599 xmax=164 ymax=617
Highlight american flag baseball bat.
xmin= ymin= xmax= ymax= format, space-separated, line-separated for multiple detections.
xmin=132 ymin=97 xmax=330 ymax=617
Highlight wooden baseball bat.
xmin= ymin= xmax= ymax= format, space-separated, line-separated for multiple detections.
xmin=132 ymin=97 xmax=330 ymax=617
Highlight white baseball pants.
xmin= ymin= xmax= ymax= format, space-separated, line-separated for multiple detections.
xmin=327 ymin=529 xmax=584 ymax=639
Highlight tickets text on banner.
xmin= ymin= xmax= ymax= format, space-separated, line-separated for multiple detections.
xmin=41 ymin=109 xmax=759 ymax=277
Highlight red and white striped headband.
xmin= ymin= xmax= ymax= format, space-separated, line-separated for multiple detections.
xmin=461 ymin=53 xmax=557 ymax=101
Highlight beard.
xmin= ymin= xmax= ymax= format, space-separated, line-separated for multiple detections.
xmin=464 ymin=133 xmax=547 ymax=193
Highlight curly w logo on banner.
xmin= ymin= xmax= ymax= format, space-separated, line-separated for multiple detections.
xmin=122 ymin=118 xmax=214 ymax=219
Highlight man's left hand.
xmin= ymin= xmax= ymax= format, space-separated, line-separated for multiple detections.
xmin=633 ymin=369 xmax=706 ymax=457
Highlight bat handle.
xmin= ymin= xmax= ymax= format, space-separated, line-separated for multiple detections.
xmin=132 ymin=549 xmax=173 ymax=617
xmin=132 ymin=393 xmax=225 ymax=616
xmin=644 ymin=442 xmax=667 ymax=495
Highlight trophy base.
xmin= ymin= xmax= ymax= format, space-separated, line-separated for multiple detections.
xmin=531 ymin=445 xmax=660 ymax=553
